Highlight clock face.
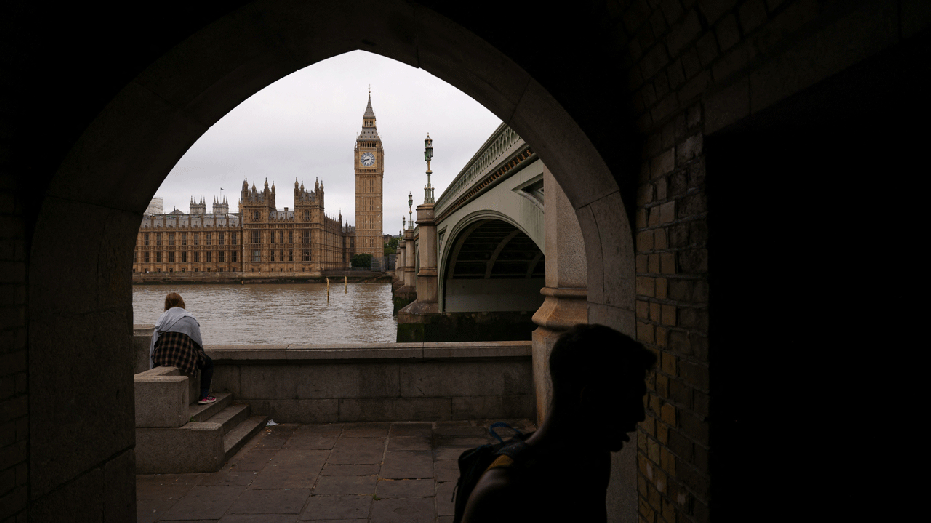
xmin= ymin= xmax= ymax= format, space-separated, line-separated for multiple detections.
xmin=361 ymin=152 xmax=375 ymax=167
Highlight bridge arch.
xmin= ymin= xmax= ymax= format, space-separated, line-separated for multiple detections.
xmin=439 ymin=211 xmax=544 ymax=314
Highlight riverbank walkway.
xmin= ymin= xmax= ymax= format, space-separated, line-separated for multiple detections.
xmin=137 ymin=419 xmax=536 ymax=522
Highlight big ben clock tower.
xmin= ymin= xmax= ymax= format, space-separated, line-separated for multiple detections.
xmin=354 ymin=90 xmax=384 ymax=263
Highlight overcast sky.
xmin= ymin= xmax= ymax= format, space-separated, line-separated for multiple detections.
xmin=155 ymin=50 xmax=502 ymax=235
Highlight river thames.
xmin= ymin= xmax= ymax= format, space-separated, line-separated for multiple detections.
xmin=132 ymin=282 xmax=397 ymax=344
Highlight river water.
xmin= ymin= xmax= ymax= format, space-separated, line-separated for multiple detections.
xmin=132 ymin=283 xmax=397 ymax=345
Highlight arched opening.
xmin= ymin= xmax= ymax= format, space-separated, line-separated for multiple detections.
xmin=24 ymin=1 xmax=635 ymax=520
xmin=443 ymin=218 xmax=544 ymax=314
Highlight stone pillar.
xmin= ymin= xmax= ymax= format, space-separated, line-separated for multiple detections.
xmin=531 ymin=167 xmax=587 ymax=425
xmin=414 ymin=202 xmax=438 ymax=313
xmin=403 ymin=227 xmax=416 ymax=290
xmin=395 ymin=242 xmax=405 ymax=283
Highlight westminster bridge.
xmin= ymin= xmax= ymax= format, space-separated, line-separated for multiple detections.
xmin=394 ymin=123 xmax=586 ymax=352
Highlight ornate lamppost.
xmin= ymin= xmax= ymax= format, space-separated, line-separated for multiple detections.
xmin=408 ymin=191 xmax=413 ymax=228
xmin=424 ymin=133 xmax=435 ymax=203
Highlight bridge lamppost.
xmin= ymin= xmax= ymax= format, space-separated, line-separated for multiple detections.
xmin=408 ymin=192 xmax=413 ymax=229
xmin=424 ymin=133 xmax=434 ymax=203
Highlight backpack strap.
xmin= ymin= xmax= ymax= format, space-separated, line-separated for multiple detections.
xmin=485 ymin=454 xmax=515 ymax=472
xmin=486 ymin=440 xmax=533 ymax=472
xmin=488 ymin=422 xmax=523 ymax=444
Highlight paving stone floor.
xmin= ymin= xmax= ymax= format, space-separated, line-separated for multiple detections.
xmin=136 ymin=420 xmax=536 ymax=523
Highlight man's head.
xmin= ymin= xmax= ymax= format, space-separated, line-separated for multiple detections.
xmin=164 ymin=292 xmax=185 ymax=311
xmin=549 ymin=323 xmax=656 ymax=450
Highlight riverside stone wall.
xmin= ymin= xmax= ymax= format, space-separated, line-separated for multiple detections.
xmin=205 ymin=342 xmax=534 ymax=423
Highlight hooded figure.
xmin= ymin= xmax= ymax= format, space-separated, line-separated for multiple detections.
xmin=149 ymin=292 xmax=216 ymax=404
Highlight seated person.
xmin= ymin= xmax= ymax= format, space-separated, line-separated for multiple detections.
xmin=462 ymin=323 xmax=656 ymax=523
xmin=149 ymin=292 xmax=216 ymax=405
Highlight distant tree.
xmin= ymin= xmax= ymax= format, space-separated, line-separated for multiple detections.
xmin=384 ymin=236 xmax=399 ymax=256
xmin=351 ymin=253 xmax=372 ymax=268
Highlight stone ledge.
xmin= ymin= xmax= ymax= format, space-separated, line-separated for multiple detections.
xmin=205 ymin=341 xmax=531 ymax=362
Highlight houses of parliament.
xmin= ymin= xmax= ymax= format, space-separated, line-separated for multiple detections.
xmin=132 ymin=94 xmax=385 ymax=276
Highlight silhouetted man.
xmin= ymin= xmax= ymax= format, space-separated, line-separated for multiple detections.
xmin=462 ymin=324 xmax=656 ymax=522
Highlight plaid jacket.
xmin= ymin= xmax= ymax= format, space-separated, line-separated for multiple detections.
xmin=152 ymin=331 xmax=206 ymax=375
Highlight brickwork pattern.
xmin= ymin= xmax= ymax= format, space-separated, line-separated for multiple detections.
xmin=586 ymin=1 xmax=921 ymax=522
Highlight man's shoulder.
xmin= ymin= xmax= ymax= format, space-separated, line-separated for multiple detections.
xmin=462 ymin=468 xmax=526 ymax=523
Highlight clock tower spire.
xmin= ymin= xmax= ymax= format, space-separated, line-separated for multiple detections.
xmin=354 ymin=89 xmax=384 ymax=267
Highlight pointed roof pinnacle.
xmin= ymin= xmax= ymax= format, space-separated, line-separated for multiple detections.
xmin=363 ymin=88 xmax=376 ymax=119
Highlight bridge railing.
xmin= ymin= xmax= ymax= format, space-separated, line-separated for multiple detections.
xmin=434 ymin=123 xmax=526 ymax=219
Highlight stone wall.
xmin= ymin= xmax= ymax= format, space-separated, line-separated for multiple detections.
xmin=206 ymin=342 xmax=534 ymax=423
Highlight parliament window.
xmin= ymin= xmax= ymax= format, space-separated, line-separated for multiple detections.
xmin=252 ymin=250 xmax=260 ymax=262
xmin=181 ymin=251 xmax=187 ymax=263
xmin=194 ymin=251 xmax=199 ymax=263
xmin=168 ymin=233 xmax=175 ymax=246
xmin=156 ymin=252 xmax=162 ymax=263
xmin=231 ymin=251 xmax=237 ymax=263
xmin=144 ymin=251 xmax=149 ymax=263
xmin=205 ymin=233 xmax=211 ymax=246
xmin=231 ymin=234 xmax=237 ymax=245
xmin=252 ymin=231 xmax=260 ymax=244
xmin=205 ymin=251 xmax=211 ymax=263
xmin=219 ymin=233 xmax=225 ymax=246
xmin=181 ymin=232 xmax=187 ymax=246
xmin=144 ymin=233 xmax=149 ymax=246
xmin=270 ymin=232 xmax=275 ymax=244
xmin=156 ymin=233 xmax=162 ymax=246
xmin=269 ymin=250 xmax=275 ymax=262
xmin=218 ymin=251 xmax=225 ymax=263
xmin=289 ymin=231 xmax=293 ymax=244
xmin=193 ymin=233 xmax=199 ymax=246
xmin=303 ymin=250 xmax=310 ymax=261
xmin=168 ymin=252 xmax=174 ymax=263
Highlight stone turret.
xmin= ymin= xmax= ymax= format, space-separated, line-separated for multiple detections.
xmin=190 ymin=196 xmax=207 ymax=216
xmin=212 ymin=196 xmax=229 ymax=216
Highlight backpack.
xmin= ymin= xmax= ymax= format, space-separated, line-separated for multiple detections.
xmin=451 ymin=422 xmax=533 ymax=523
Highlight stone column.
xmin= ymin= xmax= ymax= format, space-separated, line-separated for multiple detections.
xmin=403 ymin=227 xmax=416 ymax=290
xmin=395 ymin=242 xmax=405 ymax=283
xmin=531 ymin=167 xmax=587 ymax=425
xmin=414 ymin=202 xmax=438 ymax=313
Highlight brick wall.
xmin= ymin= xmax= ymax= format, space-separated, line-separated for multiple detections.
xmin=596 ymin=1 xmax=929 ymax=522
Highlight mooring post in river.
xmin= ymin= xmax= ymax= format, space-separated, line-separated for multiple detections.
xmin=326 ymin=277 xmax=330 ymax=303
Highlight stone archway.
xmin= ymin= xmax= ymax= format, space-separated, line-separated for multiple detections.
xmin=25 ymin=1 xmax=636 ymax=520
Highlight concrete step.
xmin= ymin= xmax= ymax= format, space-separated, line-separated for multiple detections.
xmin=223 ymin=415 xmax=267 ymax=461
xmin=209 ymin=403 xmax=252 ymax=435
xmin=187 ymin=392 xmax=233 ymax=422
xmin=137 ymin=396 xmax=266 ymax=474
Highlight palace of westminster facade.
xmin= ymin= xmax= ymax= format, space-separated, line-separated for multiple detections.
xmin=132 ymin=94 xmax=385 ymax=276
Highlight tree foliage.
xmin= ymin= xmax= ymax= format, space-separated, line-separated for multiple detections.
xmin=384 ymin=236 xmax=400 ymax=255
xmin=351 ymin=253 xmax=373 ymax=268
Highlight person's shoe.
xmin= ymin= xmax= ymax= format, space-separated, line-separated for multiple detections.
xmin=198 ymin=396 xmax=217 ymax=405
